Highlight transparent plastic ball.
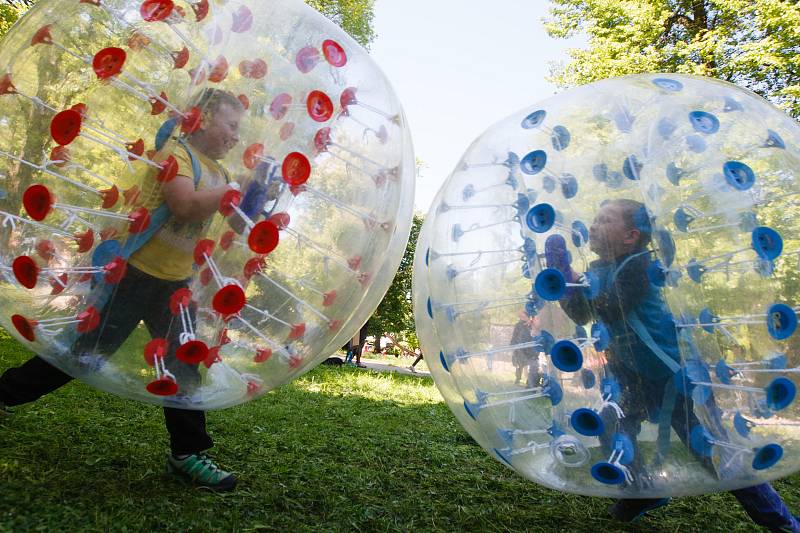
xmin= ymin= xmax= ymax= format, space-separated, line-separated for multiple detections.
xmin=0 ymin=0 xmax=414 ymax=409
xmin=414 ymin=74 xmax=800 ymax=497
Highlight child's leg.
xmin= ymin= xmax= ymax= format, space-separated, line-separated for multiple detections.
xmin=730 ymin=483 xmax=799 ymax=532
xmin=163 ymin=407 xmax=213 ymax=455
xmin=0 ymin=355 xmax=74 ymax=406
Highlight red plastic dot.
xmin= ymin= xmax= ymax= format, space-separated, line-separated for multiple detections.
xmin=288 ymin=323 xmax=306 ymax=340
xmin=181 ymin=107 xmax=203 ymax=134
xmin=199 ymin=267 xmax=213 ymax=286
xmin=281 ymin=153 xmax=311 ymax=186
xmin=128 ymin=207 xmax=151 ymax=234
xmin=36 ymin=240 xmax=55 ymax=262
xmin=269 ymin=212 xmax=291 ymax=229
xmin=191 ymin=0 xmax=209 ymax=21
xmin=169 ymin=287 xmax=193 ymax=315
xmin=237 ymin=94 xmax=250 ymax=110
xmin=295 ymin=46 xmax=319 ymax=73
xmin=247 ymin=220 xmax=279 ymax=254
xmin=322 ymin=290 xmax=337 ymax=307
xmin=127 ymin=31 xmax=151 ymax=51
xmin=100 ymin=226 xmax=118 ymax=241
xmin=348 ymin=255 xmax=362 ymax=270
xmin=150 ymin=92 xmax=168 ymax=115
xmin=123 ymin=185 xmax=141 ymax=206
xmin=176 ymin=339 xmax=208 ymax=364
xmin=126 ymin=138 xmax=145 ymax=160
xmin=269 ymin=93 xmax=292 ymax=120
xmin=0 ymin=73 xmax=16 ymax=95
xmin=322 ymin=39 xmax=347 ymax=67
xmin=140 ymin=0 xmax=174 ymax=22
xmin=76 ymin=306 xmax=101 ymax=333
xmin=146 ymin=377 xmax=178 ymax=396
xmin=203 ymin=345 xmax=222 ymax=368
xmin=156 ymin=155 xmax=179 ymax=183
xmin=30 ymin=25 xmax=52 ymax=46
xmin=193 ymin=239 xmax=215 ymax=265
xmin=231 ymin=5 xmax=253 ymax=33
xmin=219 ymin=189 xmax=241 ymax=217
xmin=49 ymin=273 xmax=68 ymax=295
xmin=340 ymin=87 xmax=358 ymax=108
xmin=219 ymin=230 xmax=236 ymax=251
xmin=92 ymin=47 xmax=126 ymax=79
xmin=242 ymin=143 xmax=264 ymax=170
xmin=12 ymin=255 xmax=39 ymax=289
xmin=74 ymin=229 xmax=94 ymax=253
xmin=306 ymin=90 xmax=333 ymax=122
xmin=103 ymin=257 xmax=127 ymax=284
xmin=254 ymin=348 xmax=272 ymax=363
xmin=212 ymin=284 xmax=246 ymax=315
xmin=171 ymin=47 xmax=190 ymax=69
xmin=288 ymin=355 xmax=303 ymax=369
xmin=49 ymin=145 xmax=70 ymax=167
xmin=11 ymin=314 xmax=36 ymax=342
xmin=208 ymin=55 xmax=229 ymax=83
xmin=328 ymin=319 xmax=342 ymax=331
xmin=50 ymin=109 xmax=82 ymax=146
xmin=243 ymin=256 xmax=265 ymax=279
xmin=100 ymin=185 xmax=119 ymax=209
xmin=239 ymin=59 xmax=267 ymax=79
xmin=314 ymin=127 xmax=331 ymax=153
xmin=280 ymin=122 xmax=295 ymax=140
xmin=22 ymin=184 xmax=53 ymax=221
xmin=144 ymin=338 xmax=167 ymax=366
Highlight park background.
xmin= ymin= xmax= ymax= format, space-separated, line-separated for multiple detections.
xmin=1 ymin=0 xmax=799 ymax=531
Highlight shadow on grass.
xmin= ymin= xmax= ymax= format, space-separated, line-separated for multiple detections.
xmin=1 ymin=343 xmax=797 ymax=532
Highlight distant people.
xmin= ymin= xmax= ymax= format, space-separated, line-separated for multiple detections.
xmin=408 ymin=347 xmax=423 ymax=373
xmin=345 ymin=321 xmax=369 ymax=368
xmin=510 ymin=311 xmax=541 ymax=386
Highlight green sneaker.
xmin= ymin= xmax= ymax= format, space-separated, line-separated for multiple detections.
xmin=166 ymin=453 xmax=237 ymax=492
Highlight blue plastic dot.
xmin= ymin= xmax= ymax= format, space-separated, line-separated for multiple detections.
xmin=753 ymin=444 xmax=783 ymax=470
xmin=534 ymin=330 xmax=556 ymax=354
xmin=613 ymin=108 xmax=634 ymax=132
xmin=654 ymin=229 xmax=676 ymax=267
xmin=714 ymin=360 xmax=736 ymax=385
xmin=545 ymin=378 xmax=564 ymax=406
xmin=751 ymin=226 xmax=783 ymax=261
xmin=445 ymin=306 xmax=457 ymax=323
xmin=723 ymin=96 xmax=743 ymax=112
xmin=551 ymin=125 xmax=571 ymax=151
xmin=521 ymin=109 xmax=546 ymax=129
xmin=686 ymin=259 xmax=705 ymax=283
xmin=525 ymin=203 xmax=556 ymax=233
xmin=673 ymin=207 xmax=694 ymax=233
xmin=686 ymin=135 xmax=707 ymax=153
xmin=520 ymin=150 xmax=547 ymax=175
xmin=600 ymin=377 xmax=621 ymax=403
xmin=493 ymin=448 xmax=513 ymax=466
xmin=571 ymin=220 xmax=588 ymax=248
xmin=463 ymin=400 xmax=481 ymax=420
xmin=451 ymin=224 xmax=464 ymax=242
xmin=733 ymin=411 xmax=753 ymax=438
xmin=505 ymin=151 xmax=520 ymax=168
xmin=560 ymin=173 xmax=578 ymax=199
xmin=666 ymin=163 xmax=684 ymax=185
xmin=591 ymin=462 xmax=626 ymax=485
xmin=766 ymin=377 xmax=796 ymax=410
xmin=698 ymin=308 xmax=719 ymax=333
xmin=571 ymin=408 xmax=604 ymax=437
xmin=439 ymin=351 xmax=450 ymax=373
xmin=647 ymin=260 xmax=668 ymax=287
xmin=92 ymin=239 xmax=122 ymax=284
xmin=426 ymin=297 xmax=433 ymax=319
xmin=496 ymin=428 xmax=515 ymax=445
xmin=581 ymin=368 xmax=596 ymax=389
xmin=462 ymin=184 xmax=476 ymax=201
xmin=653 ymin=78 xmax=683 ymax=92
xmin=515 ymin=193 xmax=532 ymax=219
xmin=658 ymin=118 xmax=677 ymax=139
xmin=525 ymin=298 xmax=543 ymax=317
xmin=446 ymin=265 xmax=458 ymax=281
xmin=689 ymin=111 xmax=720 ymax=134
xmin=542 ymin=175 xmax=556 ymax=193
xmin=768 ymin=353 xmax=788 ymax=370
xmin=689 ymin=425 xmax=714 ymax=457
xmin=534 ymin=268 xmax=566 ymax=301
xmin=425 ymin=248 xmax=430 ymax=266
xmin=550 ymin=340 xmax=583 ymax=372
xmin=612 ymin=433 xmax=635 ymax=465
xmin=436 ymin=201 xmax=451 ymax=214
xmin=764 ymin=129 xmax=786 ymax=149
xmin=723 ymin=161 xmax=756 ymax=190
xmin=582 ymin=271 xmax=601 ymax=300
xmin=622 ymin=155 xmax=643 ymax=180
xmin=591 ymin=322 xmax=611 ymax=351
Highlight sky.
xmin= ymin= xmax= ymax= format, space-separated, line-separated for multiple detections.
xmin=369 ymin=0 xmax=586 ymax=214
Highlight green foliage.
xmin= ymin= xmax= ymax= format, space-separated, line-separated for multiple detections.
xmin=368 ymin=214 xmax=423 ymax=344
xmin=545 ymin=0 xmax=800 ymax=117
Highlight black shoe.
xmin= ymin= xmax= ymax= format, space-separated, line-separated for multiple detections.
xmin=608 ymin=498 xmax=670 ymax=522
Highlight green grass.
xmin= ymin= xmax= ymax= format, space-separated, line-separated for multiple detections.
xmin=1 ymin=336 xmax=799 ymax=532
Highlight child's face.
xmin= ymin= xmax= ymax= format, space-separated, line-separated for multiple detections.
xmin=589 ymin=203 xmax=638 ymax=259
xmin=198 ymin=103 xmax=243 ymax=159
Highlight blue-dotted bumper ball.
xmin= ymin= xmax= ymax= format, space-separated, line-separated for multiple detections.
xmin=413 ymin=74 xmax=800 ymax=497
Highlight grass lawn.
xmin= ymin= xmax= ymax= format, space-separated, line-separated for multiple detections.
xmin=1 ymin=333 xmax=799 ymax=532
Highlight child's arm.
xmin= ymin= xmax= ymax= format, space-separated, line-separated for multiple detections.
xmin=162 ymin=174 xmax=236 ymax=223
xmin=589 ymin=253 xmax=650 ymax=323
xmin=544 ymin=234 xmax=595 ymax=324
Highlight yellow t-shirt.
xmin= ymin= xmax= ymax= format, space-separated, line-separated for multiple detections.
xmin=128 ymin=144 xmax=229 ymax=281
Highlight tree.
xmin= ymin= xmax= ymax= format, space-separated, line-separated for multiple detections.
xmin=368 ymin=214 xmax=423 ymax=348
xmin=544 ymin=0 xmax=800 ymax=118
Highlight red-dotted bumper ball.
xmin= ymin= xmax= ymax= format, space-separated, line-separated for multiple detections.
xmin=0 ymin=0 xmax=414 ymax=409
xmin=414 ymin=74 xmax=800 ymax=497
